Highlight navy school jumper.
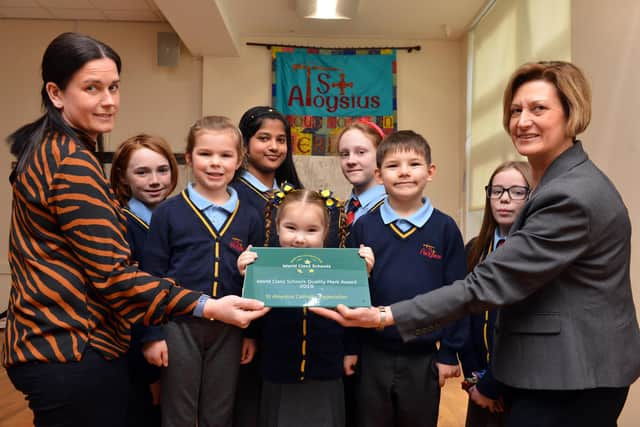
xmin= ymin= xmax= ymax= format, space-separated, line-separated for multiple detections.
xmin=122 ymin=208 xmax=160 ymax=384
xmin=121 ymin=206 xmax=165 ymax=427
xmin=258 ymin=307 xmax=345 ymax=384
xmin=347 ymin=208 xmax=468 ymax=364
xmin=122 ymin=207 xmax=149 ymax=271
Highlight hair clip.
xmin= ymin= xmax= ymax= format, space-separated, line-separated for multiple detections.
xmin=271 ymin=181 xmax=296 ymax=206
xmin=250 ymin=107 xmax=276 ymax=121
xmin=358 ymin=118 xmax=386 ymax=139
xmin=272 ymin=190 xmax=286 ymax=206
xmin=319 ymin=189 xmax=340 ymax=210
xmin=281 ymin=182 xmax=296 ymax=194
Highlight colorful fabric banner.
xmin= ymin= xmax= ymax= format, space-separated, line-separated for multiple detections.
xmin=272 ymin=47 xmax=397 ymax=155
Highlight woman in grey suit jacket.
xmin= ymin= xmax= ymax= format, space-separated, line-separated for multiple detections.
xmin=313 ymin=61 xmax=640 ymax=427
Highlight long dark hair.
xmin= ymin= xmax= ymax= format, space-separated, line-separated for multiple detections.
xmin=238 ymin=106 xmax=303 ymax=188
xmin=7 ymin=32 xmax=121 ymax=182
xmin=467 ymin=161 xmax=532 ymax=271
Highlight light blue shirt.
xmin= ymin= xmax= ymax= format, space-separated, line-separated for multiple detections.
xmin=346 ymin=184 xmax=387 ymax=224
xmin=127 ymin=197 xmax=153 ymax=225
xmin=240 ymin=170 xmax=279 ymax=193
xmin=493 ymin=228 xmax=507 ymax=251
xmin=380 ymin=197 xmax=434 ymax=232
xmin=186 ymin=183 xmax=238 ymax=231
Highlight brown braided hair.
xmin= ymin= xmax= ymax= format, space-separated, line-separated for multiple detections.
xmin=336 ymin=208 xmax=349 ymax=248
xmin=263 ymin=200 xmax=277 ymax=247
xmin=264 ymin=189 xmax=348 ymax=248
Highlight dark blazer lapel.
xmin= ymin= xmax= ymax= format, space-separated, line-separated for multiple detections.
xmin=536 ymin=141 xmax=589 ymax=191
xmin=511 ymin=142 xmax=589 ymax=234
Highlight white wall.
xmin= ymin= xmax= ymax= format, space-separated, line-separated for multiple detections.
xmin=572 ymin=1 xmax=640 ymax=424
xmin=465 ymin=0 xmax=571 ymax=239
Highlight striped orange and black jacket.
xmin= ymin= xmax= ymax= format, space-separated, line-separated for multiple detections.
xmin=3 ymin=132 xmax=200 ymax=367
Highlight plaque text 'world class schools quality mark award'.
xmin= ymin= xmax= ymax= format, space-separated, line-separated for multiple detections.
xmin=242 ymin=247 xmax=371 ymax=308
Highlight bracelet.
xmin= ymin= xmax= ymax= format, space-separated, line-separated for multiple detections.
xmin=193 ymin=294 xmax=215 ymax=321
xmin=207 ymin=298 xmax=215 ymax=322
xmin=207 ymin=299 xmax=215 ymax=322
xmin=376 ymin=306 xmax=387 ymax=331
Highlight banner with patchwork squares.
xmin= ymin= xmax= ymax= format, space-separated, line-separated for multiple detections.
xmin=272 ymin=47 xmax=397 ymax=155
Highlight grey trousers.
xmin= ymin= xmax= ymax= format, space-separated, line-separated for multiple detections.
xmin=161 ymin=317 xmax=242 ymax=427
xmin=355 ymin=343 xmax=440 ymax=427
xmin=260 ymin=379 xmax=345 ymax=427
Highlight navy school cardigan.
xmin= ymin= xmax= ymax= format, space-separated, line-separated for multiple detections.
xmin=122 ymin=207 xmax=149 ymax=271
xmin=258 ymin=307 xmax=344 ymax=383
xmin=141 ymin=190 xmax=264 ymax=341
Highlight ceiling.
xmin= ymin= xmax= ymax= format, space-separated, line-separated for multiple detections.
xmin=0 ymin=0 xmax=491 ymax=56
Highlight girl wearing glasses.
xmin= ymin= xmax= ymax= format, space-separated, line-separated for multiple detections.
xmin=459 ymin=161 xmax=531 ymax=427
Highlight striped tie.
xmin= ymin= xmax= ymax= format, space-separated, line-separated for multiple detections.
xmin=346 ymin=198 xmax=361 ymax=225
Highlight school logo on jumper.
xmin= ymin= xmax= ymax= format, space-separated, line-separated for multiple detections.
xmin=229 ymin=237 xmax=245 ymax=252
xmin=419 ymin=244 xmax=442 ymax=260
xmin=282 ymin=255 xmax=333 ymax=275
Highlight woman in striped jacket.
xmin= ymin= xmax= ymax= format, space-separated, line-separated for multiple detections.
xmin=3 ymin=32 xmax=268 ymax=427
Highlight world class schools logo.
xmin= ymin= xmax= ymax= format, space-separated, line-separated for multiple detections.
xmin=287 ymin=63 xmax=380 ymax=114
xmin=282 ymin=255 xmax=333 ymax=275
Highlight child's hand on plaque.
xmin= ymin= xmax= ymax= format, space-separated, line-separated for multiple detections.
xmin=358 ymin=244 xmax=375 ymax=274
xmin=237 ymin=245 xmax=258 ymax=275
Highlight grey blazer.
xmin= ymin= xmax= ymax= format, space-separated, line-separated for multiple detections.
xmin=393 ymin=141 xmax=640 ymax=390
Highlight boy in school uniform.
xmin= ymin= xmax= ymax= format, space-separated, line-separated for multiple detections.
xmin=346 ymin=130 xmax=468 ymax=427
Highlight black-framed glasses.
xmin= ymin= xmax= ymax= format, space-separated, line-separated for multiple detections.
xmin=485 ymin=185 xmax=530 ymax=200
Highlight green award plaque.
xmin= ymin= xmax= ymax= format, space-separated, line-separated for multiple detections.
xmin=242 ymin=247 xmax=371 ymax=307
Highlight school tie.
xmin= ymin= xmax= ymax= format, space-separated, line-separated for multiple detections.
xmin=496 ymin=238 xmax=506 ymax=248
xmin=346 ymin=198 xmax=361 ymax=226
